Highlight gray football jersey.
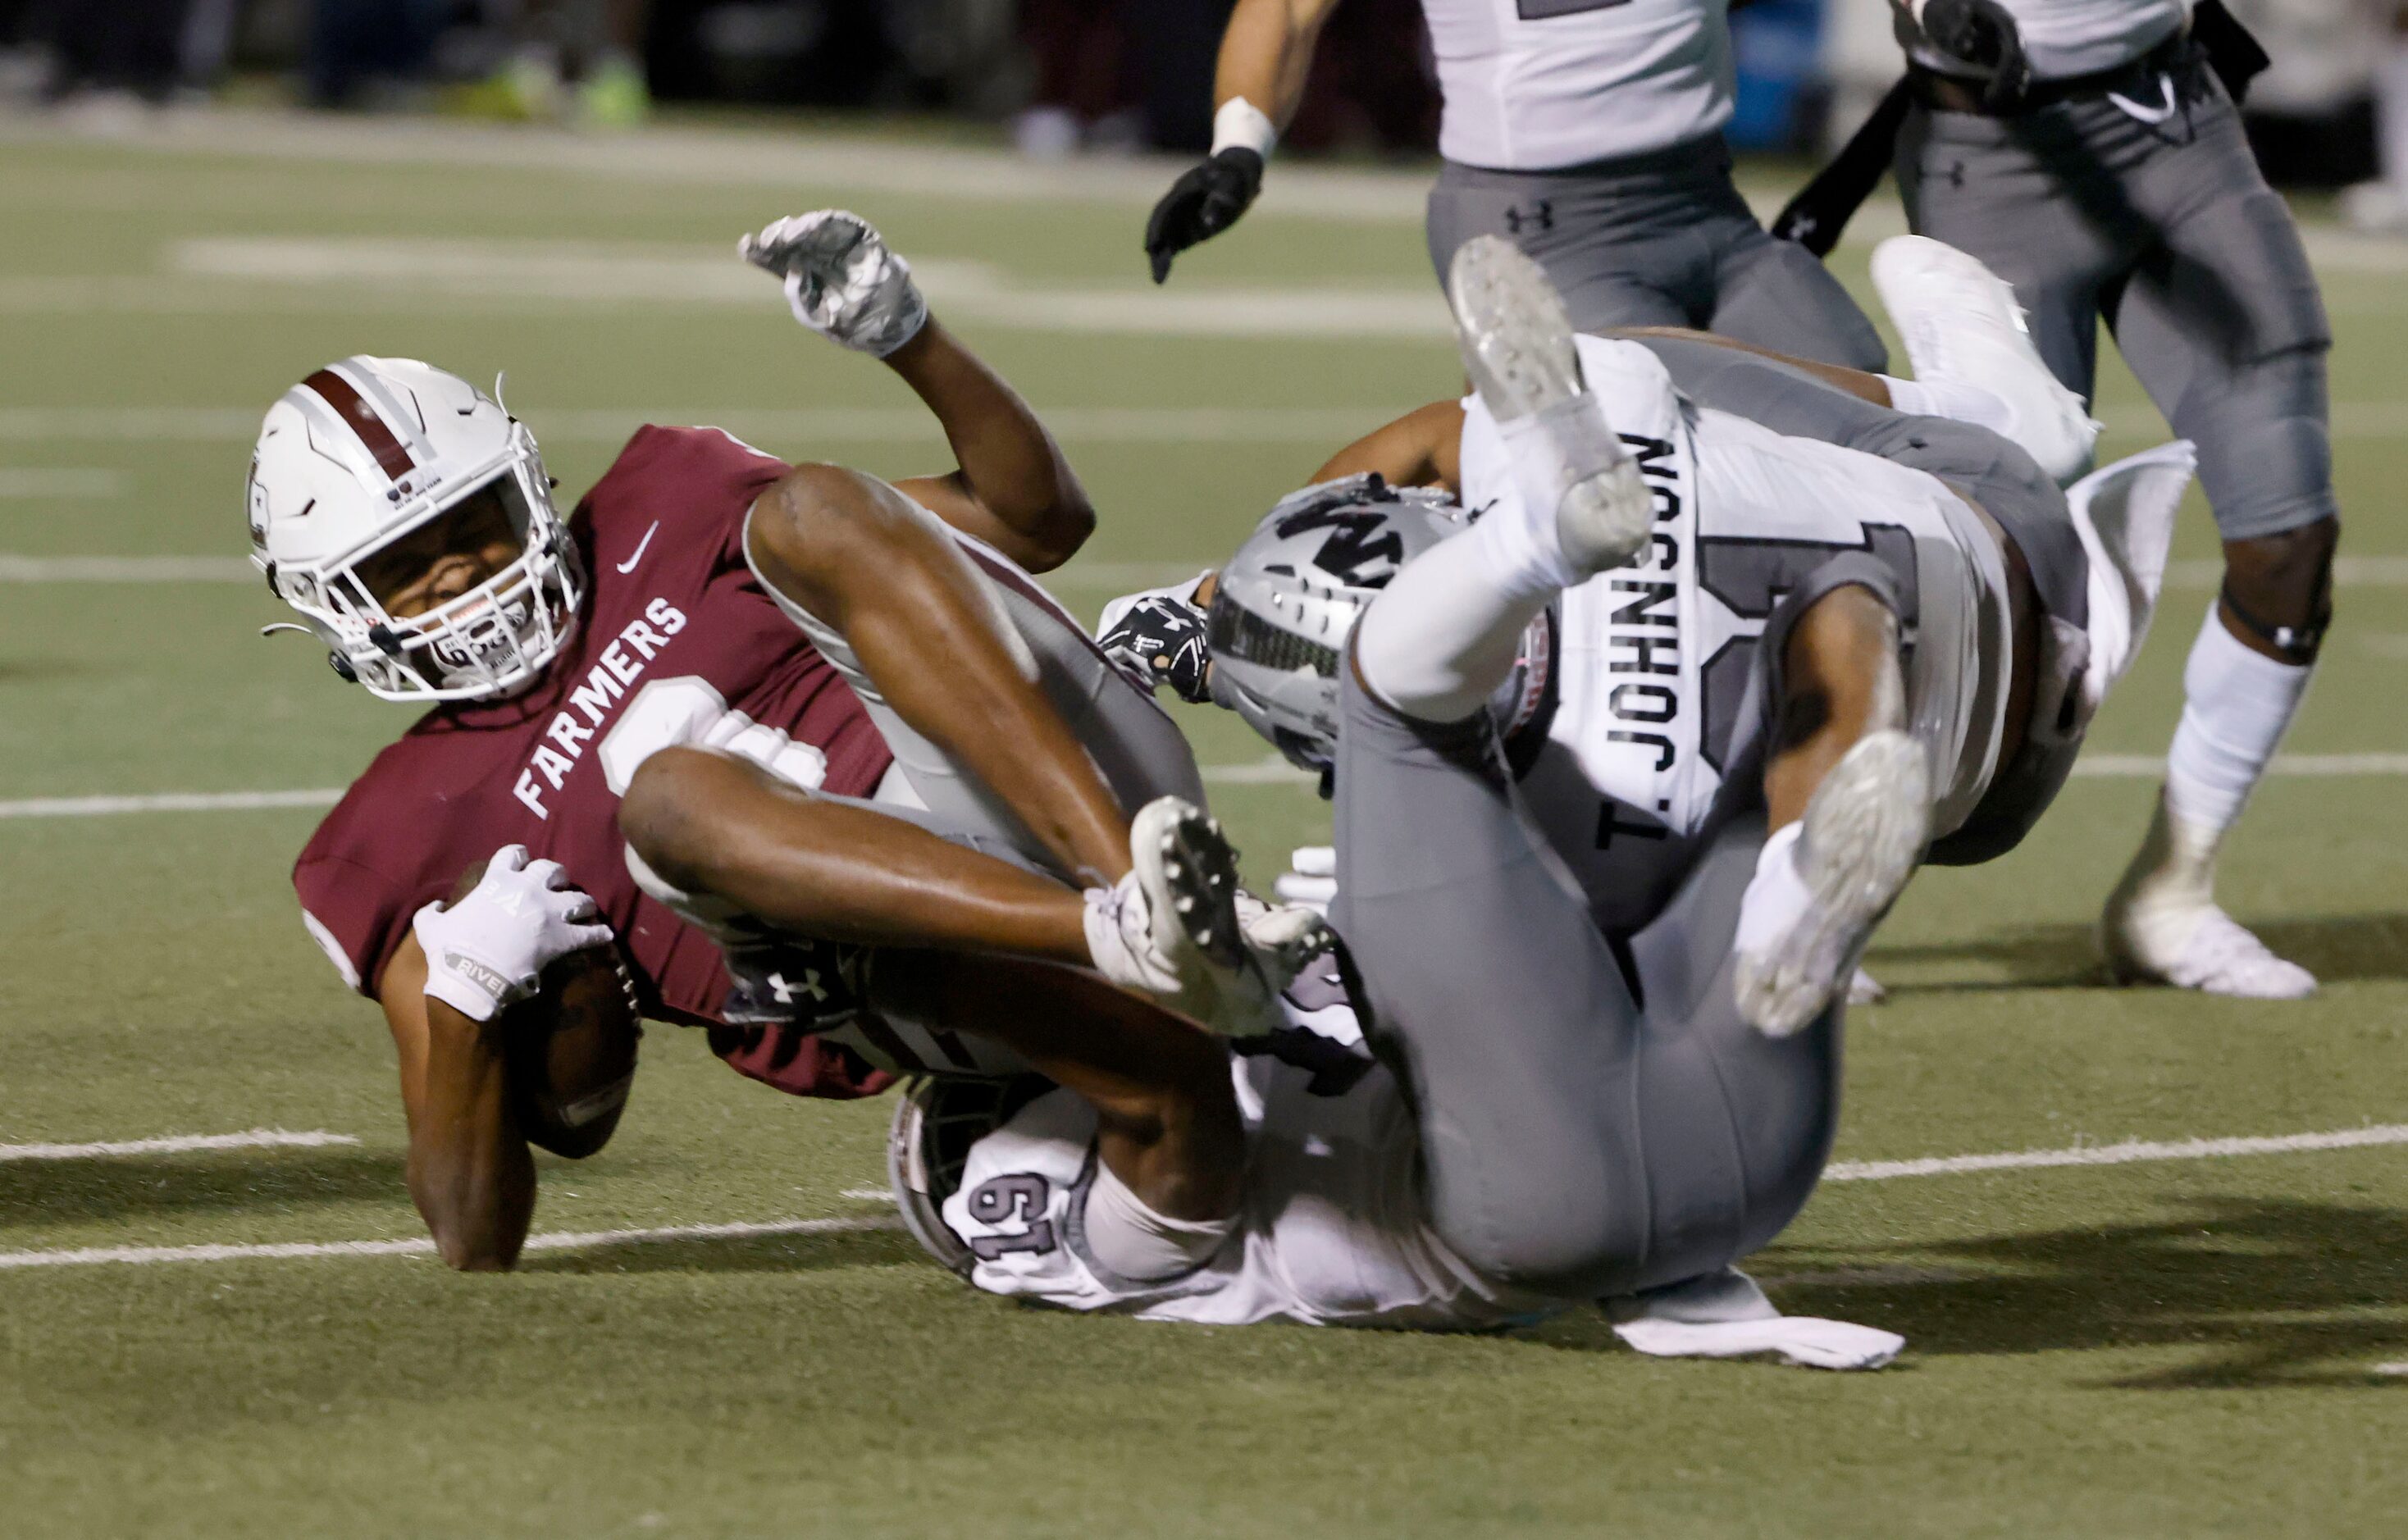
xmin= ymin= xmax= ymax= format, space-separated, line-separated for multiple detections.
xmin=1424 ymin=0 xmax=1734 ymax=170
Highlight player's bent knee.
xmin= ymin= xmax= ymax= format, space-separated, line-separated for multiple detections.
xmin=618 ymin=745 xmax=746 ymax=892
xmin=2223 ymin=515 xmax=2338 ymax=661
xmin=2184 ymin=354 xmax=2338 ymax=543
xmin=750 ymin=462 xmax=908 ymax=588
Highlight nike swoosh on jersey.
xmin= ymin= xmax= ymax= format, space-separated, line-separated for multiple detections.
xmin=615 ymin=522 xmax=661 ymax=573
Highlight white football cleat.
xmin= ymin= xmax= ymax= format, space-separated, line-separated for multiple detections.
xmin=1735 ymin=731 xmax=1931 ymax=1037
xmin=2100 ymin=795 xmax=2317 ymax=999
xmin=1109 ymin=796 xmax=1310 ymax=1037
xmin=1845 ymin=968 xmax=1888 ymax=1006
xmin=1446 ymin=235 xmax=1652 ymax=576
xmin=1871 ymin=235 xmax=2100 ymax=486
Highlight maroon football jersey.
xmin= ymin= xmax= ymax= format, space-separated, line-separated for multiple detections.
xmin=294 ymin=425 xmax=894 ymax=1098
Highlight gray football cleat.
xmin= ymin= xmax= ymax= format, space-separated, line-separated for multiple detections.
xmin=1735 ymin=731 xmax=1931 ymax=1037
xmin=1445 ymin=235 xmax=1652 ymax=576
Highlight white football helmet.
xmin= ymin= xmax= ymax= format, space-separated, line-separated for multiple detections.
xmin=246 ymin=356 xmax=583 ymax=701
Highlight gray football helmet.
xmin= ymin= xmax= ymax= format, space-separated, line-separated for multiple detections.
xmin=1206 ymin=475 xmax=1466 ymax=774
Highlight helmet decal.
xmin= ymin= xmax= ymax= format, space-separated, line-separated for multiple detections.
xmin=299 ymin=366 xmax=418 ymax=483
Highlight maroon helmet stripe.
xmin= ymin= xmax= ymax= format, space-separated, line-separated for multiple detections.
xmin=302 ymin=367 xmax=416 ymax=482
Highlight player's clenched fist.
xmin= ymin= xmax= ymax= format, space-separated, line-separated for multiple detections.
xmin=740 ymin=210 xmax=929 ymax=358
xmin=1145 ymin=148 xmax=1264 ymax=284
xmin=413 ymin=845 xmax=615 ymax=1022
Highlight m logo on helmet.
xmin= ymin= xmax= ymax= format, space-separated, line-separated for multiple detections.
xmin=1274 ymin=500 xmax=1407 ymax=589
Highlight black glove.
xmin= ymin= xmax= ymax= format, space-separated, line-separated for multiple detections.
xmin=1921 ymin=0 xmax=2032 ymax=111
xmin=1145 ymin=148 xmax=1265 ymax=284
xmin=1097 ymin=590 xmax=1214 ymax=703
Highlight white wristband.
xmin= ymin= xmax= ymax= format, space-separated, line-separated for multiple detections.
xmin=1211 ymin=98 xmax=1277 ymax=159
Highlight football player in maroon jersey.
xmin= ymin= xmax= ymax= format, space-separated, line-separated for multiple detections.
xmin=249 ymin=212 xmax=1263 ymax=1269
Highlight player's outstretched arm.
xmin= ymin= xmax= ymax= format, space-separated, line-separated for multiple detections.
xmin=1143 ymin=0 xmax=1341 ymax=282
xmin=741 ymin=211 xmax=1094 ymax=572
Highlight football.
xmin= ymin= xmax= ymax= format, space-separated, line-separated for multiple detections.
xmin=502 ymin=942 xmax=641 ymax=1161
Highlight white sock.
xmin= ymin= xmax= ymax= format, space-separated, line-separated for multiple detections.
xmin=1732 ymin=821 xmax=1811 ymax=960
xmin=2379 ymin=43 xmax=2408 ymax=197
xmin=1353 ymin=524 xmax=1558 ymax=722
xmin=1881 ymin=374 xmax=2015 ymax=437
xmin=1493 ymin=392 xmax=1630 ymax=578
xmin=2163 ymin=605 xmax=2314 ymax=836
xmin=1083 ymin=1161 xmax=1234 ymax=1283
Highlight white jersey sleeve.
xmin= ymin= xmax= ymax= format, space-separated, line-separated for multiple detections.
xmin=1424 ymin=0 xmax=1735 ymax=170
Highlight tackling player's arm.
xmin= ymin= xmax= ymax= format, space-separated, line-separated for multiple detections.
xmin=1312 ymin=400 xmax=1466 ymax=490
xmin=1143 ymin=0 xmax=1344 ymax=281
xmin=1217 ymin=0 xmax=1343 ymax=139
xmin=378 ymin=932 xmax=535 ymax=1272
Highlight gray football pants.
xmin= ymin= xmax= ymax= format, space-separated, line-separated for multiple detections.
xmin=1427 ymin=135 xmax=1889 ymax=372
xmin=1896 ymin=76 xmax=2336 ymax=539
xmin=1329 ymin=670 xmax=1839 ymax=1301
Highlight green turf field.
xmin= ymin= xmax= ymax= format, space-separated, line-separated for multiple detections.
xmin=3 ymin=112 xmax=2406 ymax=1537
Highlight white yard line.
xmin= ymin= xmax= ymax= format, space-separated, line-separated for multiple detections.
xmin=0 ymin=405 xmax=1381 ymax=446
xmin=1825 ymin=1123 xmax=2408 ymax=1182
xmin=0 ymin=469 xmax=123 ymax=498
xmin=0 ymin=789 xmax=344 ymax=818
xmin=17 ymin=110 xmax=2407 ymax=280
xmin=2071 ymin=752 xmax=2408 ymax=778
xmin=0 ymin=109 xmax=1430 ymax=222
xmin=5 ymin=1119 xmax=2404 ymax=1271
xmin=0 ymin=554 xmax=259 ymax=582
xmin=21 ymin=752 xmax=2408 ymax=821
xmin=0 ymin=1128 xmax=357 ymax=1162
xmin=0 ymin=1214 xmax=903 ymax=1272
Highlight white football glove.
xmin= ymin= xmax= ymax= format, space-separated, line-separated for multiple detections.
xmin=413 ymin=845 xmax=615 ymax=1023
xmin=738 ymin=210 xmax=928 ymax=358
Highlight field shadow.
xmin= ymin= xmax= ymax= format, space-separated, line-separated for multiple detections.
xmin=0 ymin=1146 xmax=407 ymax=1229
xmin=524 ymin=1221 xmax=922 ymax=1275
xmin=0 ymin=658 xmax=84 ymax=685
xmin=1741 ymin=1196 xmax=2408 ymax=1387
xmin=1870 ymin=914 xmax=2408 ymax=994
